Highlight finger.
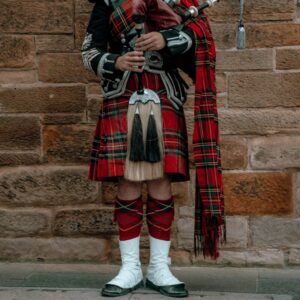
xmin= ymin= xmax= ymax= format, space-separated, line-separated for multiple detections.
xmin=146 ymin=46 xmax=156 ymax=51
xmin=126 ymin=61 xmax=145 ymax=70
xmin=135 ymin=37 xmax=155 ymax=48
xmin=147 ymin=44 xmax=161 ymax=51
xmin=128 ymin=66 xmax=143 ymax=72
xmin=127 ymin=50 xmax=144 ymax=57
xmin=127 ymin=56 xmax=145 ymax=62
xmin=135 ymin=33 xmax=151 ymax=43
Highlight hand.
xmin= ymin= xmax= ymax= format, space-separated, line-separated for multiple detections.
xmin=115 ymin=51 xmax=145 ymax=72
xmin=135 ymin=32 xmax=166 ymax=51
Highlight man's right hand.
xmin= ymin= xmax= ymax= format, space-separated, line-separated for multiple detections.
xmin=115 ymin=51 xmax=145 ymax=72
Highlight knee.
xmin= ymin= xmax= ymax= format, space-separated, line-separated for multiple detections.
xmin=117 ymin=178 xmax=142 ymax=200
xmin=147 ymin=175 xmax=172 ymax=200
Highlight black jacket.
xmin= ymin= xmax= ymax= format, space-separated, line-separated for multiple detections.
xmin=82 ymin=0 xmax=195 ymax=106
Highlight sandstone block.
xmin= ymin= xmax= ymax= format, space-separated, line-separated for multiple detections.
xmin=172 ymin=181 xmax=192 ymax=206
xmin=0 ymin=0 xmax=73 ymax=33
xmin=35 ymin=35 xmax=74 ymax=52
xmin=0 ymin=85 xmax=86 ymax=113
xmin=217 ymin=49 xmax=273 ymax=71
xmin=250 ymin=216 xmax=300 ymax=247
xmin=0 ymin=209 xmax=51 ymax=237
xmin=246 ymin=23 xmax=300 ymax=48
xmin=216 ymin=73 xmax=226 ymax=93
xmin=220 ymin=136 xmax=248 ymax=170
xmin=250 ymin=136 xmax=300 ymax=169
xmin=0 ymin=35 xmax=34 ymax=68
xmin=288 ymin=249 xmax=300 ymax=265
xmin=54 ymin=208 xmax=117 ymax=236
xmin=192 ymin=249 xmax=284 ymax=266
xmin=207 ymin=0 xmax=295 ymax=22
xmin=0 ymin=70 xmax=36 ymax=84
xmin=43 ymin=124 xmax=94 ymax=163
xmin=222 ymin=216 xmax=248 ymax=248
xmin=42 ymin=114 xmax=84 ymax=125
xmin=224 ymin=171 xmax=293 ymax=215
xmin=169 ymin=249 xmax=192 ymax=265
xmin=0 ymin=237 xmax=109 ymax=262
xmin=0 ymin=165 xmax=99 ymax=206
xmin=0 ymin=152 xmax=41 ymax=166
xmin=75 ymin=0 xmax=94 ymax=13
xmin=276 ymin=47 xmax=300 ymax=70
xmin=0 ymin=116 xmax=40 ymax=151
xmin=211 ymin=23 xmax=236 ymax=49
xmin=192 ymin=250 xmax=246 ymax=266
xmin=102 ymin=182 xmax=118 ymax=204
xmin=87 ymin=83 xmax=102 ymax=95
xmin=228 ymin=72 xmax=300 ymax=107
xmin=87 ymin=95 xmax=103 ymax=123
xmin=39 ymin=53 xmax=97 ymax=83
xmin=245 ymin=249 xmax=284 ymax=266
xmin=177 ymin=217 xmax=194 ymax=250
xmin=75 ymin=14 xmax=90 ymax=50
xmin=179 ymin=206 xmax=194 ymax=218
xmin=219 ymin=108 xmax=300 ymax=135
xmin=179 ymin=215 xmax=248 ymax=250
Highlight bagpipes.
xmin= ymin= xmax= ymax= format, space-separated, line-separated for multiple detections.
xmin=124 ymin=0 xmax=245 ymax=182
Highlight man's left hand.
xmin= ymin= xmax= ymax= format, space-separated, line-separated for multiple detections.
xmin=135 ymin=32 xmax=166 ymax=51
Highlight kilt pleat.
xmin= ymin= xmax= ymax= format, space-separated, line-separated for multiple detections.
xmin=88 ymin=71 xmax=190 ymax=182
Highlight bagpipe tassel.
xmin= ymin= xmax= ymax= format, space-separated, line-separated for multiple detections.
xmin=124 ymin=100 xmax=164 ymax=182
xmin=129 ymin=105 xmax=145 ymax=162
xmin=237 ymin=0 xmax=246 ymax=49
xmin=237 ymin=20 xmax=246 ymax=49
xmin=145 ymin=108 xmax=161 ymax=163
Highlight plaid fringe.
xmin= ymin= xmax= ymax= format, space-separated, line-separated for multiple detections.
xmin=175 ymin=0 xmax=227 ymax=259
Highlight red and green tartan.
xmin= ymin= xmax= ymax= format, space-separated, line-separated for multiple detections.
xmin=89 ymin=0 xmax=189 ymax=182
xmin=88 ymin=0 xmax=226 ymax=259
xmin=174 ymin=0 xmax=227 ymax=259
xmin=88 ymin=71 xmax=190 ymax=182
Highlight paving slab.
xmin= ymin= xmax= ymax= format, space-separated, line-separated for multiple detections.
xmin=0 ymin=263 xmax=298 ymax=299
xmin=257 ymin=269 xmax=300 ymax=300
xmin=0 ymin=287 xmax=293 ymax=300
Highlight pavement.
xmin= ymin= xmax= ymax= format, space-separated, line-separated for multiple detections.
xmin=0 ymin=262 xmax=299 ymax=300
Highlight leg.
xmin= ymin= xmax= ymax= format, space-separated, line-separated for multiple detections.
xmin=115 ymin=178 xmax=143 ymax=240
xmin=146 ymin=175 xmax=174 ymax=240
xmin=101 ymin=178 xmax=144 ymax=297
xmin=145 ymin=175 xmax=188 ymax=297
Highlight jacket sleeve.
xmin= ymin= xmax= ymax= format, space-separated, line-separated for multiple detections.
xmin=81 ymin=0 xmax=120 ymax=80
xmin=159 ymin=25 xmax=195 ymax=57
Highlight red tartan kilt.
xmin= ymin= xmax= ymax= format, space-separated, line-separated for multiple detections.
xmin=88 ymin=71 xmax=190 ymax=182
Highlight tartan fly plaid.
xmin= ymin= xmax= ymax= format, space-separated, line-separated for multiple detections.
xmin=173 ymin=0 xmax=227 ymax=259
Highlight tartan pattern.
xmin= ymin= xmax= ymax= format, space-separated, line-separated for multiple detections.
xmin=88 ymin=72 xmax=190 ymax=182
xmin=109 ymin=0 xmax=134 ymax=44
xmin=88 ymin=2 xmax=189 ymax=182
xmin=175 ymin=0 xmax=226 ymax=259
xmin=146 ymin=195 xmax=175 ymax=240
xmin=113 ymin=196 xmax=144 ymax=240
xmin=87 ymin=0 xmax=226 ymax=259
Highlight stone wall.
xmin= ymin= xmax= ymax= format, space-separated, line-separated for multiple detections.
xmin=0 ymin=0 xmax=299 ymax=267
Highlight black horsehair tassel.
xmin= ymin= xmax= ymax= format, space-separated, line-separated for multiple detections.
xmin=129 ymin=105 xmax=145 ymax=161
xmin=145 ymin=109 xmax=161 ymax=162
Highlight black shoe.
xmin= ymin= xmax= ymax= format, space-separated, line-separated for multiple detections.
xmin=145 ymin=278 xmax=189 ymax=298
xmin=101 ymin=279 xmax=144 ymax=297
